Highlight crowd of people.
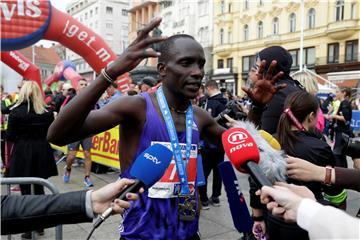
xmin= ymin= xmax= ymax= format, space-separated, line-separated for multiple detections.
xmin=1 ymin=17 xmax=359 ymax=240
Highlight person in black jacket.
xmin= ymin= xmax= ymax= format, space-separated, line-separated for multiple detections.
xmin=198 ymin=80 xmax=227 ymax=208
xmin=243 ymin=46 xmax=304 ymax=134
xmin=1 ymin=178 xmax=141 ymax=235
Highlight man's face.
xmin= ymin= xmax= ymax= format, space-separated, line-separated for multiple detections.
xmin=77 ymin=80 xmax=88 ymax=93
xmin=160 ymin=38 xmax=205 ymax=99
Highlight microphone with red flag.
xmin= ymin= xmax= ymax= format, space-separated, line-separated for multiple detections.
xmin=222 ymin=128 xmax=272 ymax=187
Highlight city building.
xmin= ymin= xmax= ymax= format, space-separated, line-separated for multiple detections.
xmin=159 ymin=0 xmax=214 ymax=77
xmin=19 ymin=45 xmax=61 ymax=80
xmin=65 ymin=0 xmax=130 ymax=80
xmin=213 ymin=0 xmax=359 ymax=96
xmin=129 ymin=0 xmax=161 ymax=68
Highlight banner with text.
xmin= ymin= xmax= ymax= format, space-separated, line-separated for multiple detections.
xmin=52 ymin=126 xmax=120 ymax=169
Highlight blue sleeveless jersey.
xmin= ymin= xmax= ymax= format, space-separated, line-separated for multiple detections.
xmin=120 ymin=93 xmax=200 ymax=239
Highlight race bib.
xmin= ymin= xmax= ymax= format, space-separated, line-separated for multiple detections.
xmin=148 ymin=141 xmax=198 ymax=198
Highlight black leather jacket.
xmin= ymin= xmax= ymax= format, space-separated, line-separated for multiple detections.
xmin=1 ymin=191 xmax=92 ymax=235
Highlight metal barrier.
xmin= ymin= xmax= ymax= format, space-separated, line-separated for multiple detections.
xmin=1 ymin=177 xmax=63 ymax=240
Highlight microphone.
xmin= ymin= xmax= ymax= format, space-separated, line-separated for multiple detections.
xmin=230 ymin=121 xmax=287 ymax=183
xmin=92 ymin=144 xmax=173 ymax=230
xmin=222 ymin=127 xmax=272 ymax=187
xmin=218 ymin=161 xmax=253 ymax=234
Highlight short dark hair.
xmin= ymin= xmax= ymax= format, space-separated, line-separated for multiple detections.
xmin=158 ymin=34 xmax=195 ymax=64
xmin=205 ymin=79 xmax=219 ymax=89
xmin=340 ymin=87 xmax=352 ymax=98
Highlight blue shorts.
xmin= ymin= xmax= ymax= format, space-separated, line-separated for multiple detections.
xmin=68 ymin=137 xmax=92 ymax=151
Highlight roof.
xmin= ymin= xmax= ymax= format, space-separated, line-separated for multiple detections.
xmin=334 ymin=79 xmax=359 ymax=88
xmin=18 ymin=46 xmax=61 ymax=65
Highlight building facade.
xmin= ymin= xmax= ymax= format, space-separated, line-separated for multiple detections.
xmin=129 ymin=0 xmax=160 ymax=69
xmin=159 ymin=0 xmax=214 ymax=76
xmin=213 ymin=0 xmax=359 ymax=96
xmin=66 ymin=0 xmax=130 ymax=81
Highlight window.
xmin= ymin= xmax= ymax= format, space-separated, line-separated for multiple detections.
xmin=106 ymin=21 xmax=113 ymax=29
xmin=289 ymin=49 xmax=299 ymax=67
xmin=308 ymin=8 xmax=315 ymax=29
xmin=345 ymin=40 xmax=358 ymax=62
xmin=244 ymin=24 xmax=249 ymax=41
xmin=351 ymin=3 xmax=357 ymax=19
xmin=304 ymin=47 xmax=315 ymax=65
xmin=228 ymin=3 xmax=232 ymax=13
xmin=106 ymin=6 xmax=113 ymax=14
xmin=335 ymin=0 xmax=344 ymax=21
xmin=227 ymin=58 xmax=233 ymax=71
xmin=218 ymin=59 xmax=224 ymax=69
xmin=90 ymin=10 xmax=93 ymax=17
xmin=244 ymin=0 xmax=249 ymax=10
xmin=259 ymin=0 xmax=263 ymax=6
xmin=220 ymin=28 xmax=224 ymax=44
xmin=105 ymin=33 xmax=114 ymax=41
xmin=242 ymin=55 xmax=256 ymax=72
xmin=327 ymin=43 xmax=339 ymax=63
xmin=272 ymin=17 xmax=279 ymax=35
xmin=85 ymin=12 xmax=88 ymax=20
xmin=257 ymin=21 xmax=263 ymax=39
xmin=122 ymin=9 xmax=128 ymax=16
xmin=228 ymin=29 xmax=232 ymax=43
xmin=220 ymin=0 xmax=225 ymax=14
xmin=95 ymin=7 xmax=98 ymax=14
xmin=289 ymin=13 xmax=296 ymax=32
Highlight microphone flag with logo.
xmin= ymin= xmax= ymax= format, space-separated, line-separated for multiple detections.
xmin=222 ymin=127 xmax=272 ymax=187
xmin=218 ymin=161 xmax=253 ymax=233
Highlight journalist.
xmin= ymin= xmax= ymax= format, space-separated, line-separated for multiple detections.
xmin=1 ymin=178 xmax=142 ymax=235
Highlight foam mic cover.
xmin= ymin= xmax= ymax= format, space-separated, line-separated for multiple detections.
xmin=259 ymin=130 xmax=281 ymax=150
xmin=222 ymin=128 xmax=272 ymax=187
xmin=231 ymin=121 xmax=287 ymax=183
xmin=218 ymin=161 xmax=252 ymax=233
xmin=116 ymin=144 xmax=173 ymax=200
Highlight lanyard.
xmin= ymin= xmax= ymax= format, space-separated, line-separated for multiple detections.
xmin=156 ymin=87 xmax=193 ymax=194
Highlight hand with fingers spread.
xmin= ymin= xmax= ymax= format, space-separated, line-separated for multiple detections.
xmin=106 ymin=17 xmax=167 ymax=79
xmin=91 ymin=178 xmax=144 ymax=215
xmin=242 ymin=60 xmax=286 ymax=106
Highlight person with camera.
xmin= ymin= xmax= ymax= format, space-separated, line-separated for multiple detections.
xmin=198 ymin=80 xmax=227 ymax=209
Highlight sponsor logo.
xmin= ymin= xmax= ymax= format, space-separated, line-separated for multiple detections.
xmin=228 ymin=131 xmax=248 ymax=144
xmin=229 ymin=142 xmax=254 ymax=153
xmin=144 ymin=153 xmax=161 ymax=165
xmin=9 ymin=51 xmax=29 ymax=71
xmin=1 ymin=0 xmax=42 ymax=21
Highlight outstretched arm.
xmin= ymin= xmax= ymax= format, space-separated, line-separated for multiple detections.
xmin=47 ymin=17 xmax=166 ymax=145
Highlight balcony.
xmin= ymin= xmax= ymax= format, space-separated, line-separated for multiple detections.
xmin=263 ymin=34 xmax=282 ymax=46
xmin=213 ymin=44 xmax=232 ymax=58
xmin=315 ymin=54 xmax=360 ymax=74
xmin=326 ymin=19 xmax=359 ymax=40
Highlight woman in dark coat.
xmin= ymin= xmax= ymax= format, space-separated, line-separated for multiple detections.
xmin=7 ymin=81 xmax=58 ymax=195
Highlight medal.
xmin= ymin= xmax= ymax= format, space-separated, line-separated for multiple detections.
xmin=178 ymin=194 xmax=196 ymax=221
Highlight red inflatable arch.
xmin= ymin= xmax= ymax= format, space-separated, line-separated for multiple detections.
xmin=1 ymin=0 xmax=130 ymax=93
xmin=1 ymin=51 xmax=42 ymax=91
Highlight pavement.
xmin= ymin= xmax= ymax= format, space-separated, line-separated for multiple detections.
xmin=5 ymin=158 xmax=360 ymax=240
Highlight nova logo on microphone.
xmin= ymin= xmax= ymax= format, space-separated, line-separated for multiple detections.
xmin=144 ymin=153 xmax=161 ymax=164
xmin=228 ymin=131 xmax=254 ymax=153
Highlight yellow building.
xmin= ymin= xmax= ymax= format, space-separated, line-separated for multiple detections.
xmin=213 ymin=0 xmax=360 ymax=96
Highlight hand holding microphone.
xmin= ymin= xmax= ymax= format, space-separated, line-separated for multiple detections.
xmin=88 ymin=144 xmax=173 ymax=239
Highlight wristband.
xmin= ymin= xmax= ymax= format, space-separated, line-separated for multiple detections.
xmin=324 ymin=166 xmax=332 ymax=186
xmin=252 ymin=215 xmax=264 ymax=221
xmin=101 ymin=67 xmax=118 ymax=88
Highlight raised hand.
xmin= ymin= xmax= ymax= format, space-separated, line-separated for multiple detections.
xmin=107 ymin=17 xmax=167 ymax=78
xmin=242 ymin=60 xmax=286 ymax=106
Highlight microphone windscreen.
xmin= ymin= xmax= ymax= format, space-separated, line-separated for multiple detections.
xmin=230 ymin=120 xmax=287 ymax=183
xmin=222 ymin=128 xmax=260 ymax=173
xmin=130 ymin=144 xmax=173 ymax=188
xmin=259 ymin=130 xmax=281 ymax=150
